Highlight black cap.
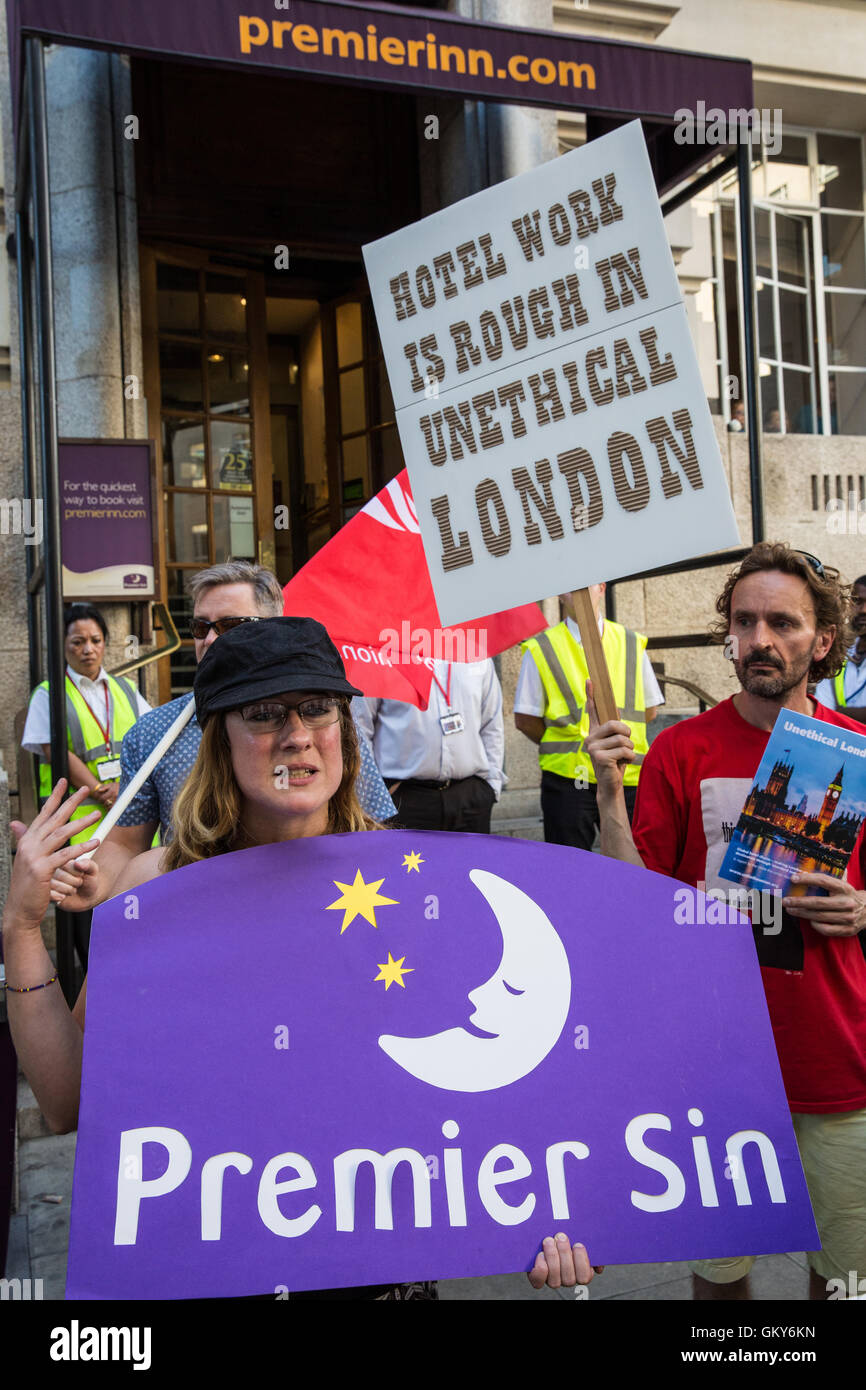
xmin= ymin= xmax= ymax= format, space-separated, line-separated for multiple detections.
xmin=194 ymin=616 xmax=363 ymax=723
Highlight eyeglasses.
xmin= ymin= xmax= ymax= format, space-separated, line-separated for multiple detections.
xmin=188 ymin=616 xmax=261 ymax=640
xmin=796 ymin=551 xmax=826 ymax=578
xmin=236 ymin=697 xmax=344 ymax=732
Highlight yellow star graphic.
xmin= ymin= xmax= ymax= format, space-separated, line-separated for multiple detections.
xmin=374 ymin=952 xmax=414 ymax=990
xmin=326 ymin=868 xmax=399 ymax=934
xmin=402 ymin=850 xmax=425 ymax=874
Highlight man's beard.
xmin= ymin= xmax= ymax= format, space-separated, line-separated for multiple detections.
xmin=734 ymin=648 xmax=815 ymax=698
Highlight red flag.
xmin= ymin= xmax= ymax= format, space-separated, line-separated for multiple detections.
xmin=283 ymin=470 xmax=546 ymax=707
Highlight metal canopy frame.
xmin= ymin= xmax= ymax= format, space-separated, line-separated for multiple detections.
xmin=11 ymin=25 xmax=764 ymax=997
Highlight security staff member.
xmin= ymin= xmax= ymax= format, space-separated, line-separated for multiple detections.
xmin=815 ymin=574 xmax=866 ymax=724
xmin=514 ymin=584 xmax=662 ymax=852
xmin=352 ymin=658 xmax=504 ymax=833
xmin=21 ymin=603 xmax=150 ymax=846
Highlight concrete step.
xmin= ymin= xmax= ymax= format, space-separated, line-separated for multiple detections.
xmin=490 ymin=817 xmax=544 ymax=841
xmin=494 ymin=787 xmax=542 ymax=820
xmin=648 ymin=706 xmax=700 ymax=741
xmin=17 ymin=1074 xmax=53 ymax=1142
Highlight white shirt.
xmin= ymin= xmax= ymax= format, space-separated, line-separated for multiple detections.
xmin=815 ymin=644 xmax=866 ymax=710
xmin=21 ymin=665 xmax=151 ymax=754
xmin=514 ymin=617 xmax=664 ymax=715
xmin=352 ymin=659 xmax=506 ymax=798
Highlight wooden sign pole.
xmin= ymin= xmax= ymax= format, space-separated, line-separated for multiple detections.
xmin=571 ymin=588 xmax=619 ymax=725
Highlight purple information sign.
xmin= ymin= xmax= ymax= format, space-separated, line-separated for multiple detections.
xmin=60 ymin=440 xmax=156 ymax=600
xmin=66 ymin=831 xmax=817 ymax=1300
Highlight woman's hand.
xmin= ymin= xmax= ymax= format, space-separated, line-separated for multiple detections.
xmin=49 ymin=852 xmax=102 ymax=907
xmin=782 ymin=871 xmax=866 ymax=937
xmin=5 ymin=781 xmax=101 ymax=929
xmin=527 ymin=1234 xmax=604 ymax=1291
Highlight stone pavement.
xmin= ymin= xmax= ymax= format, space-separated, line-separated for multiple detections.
xmin=6 ymin=1093 xmax=811 ymax=1301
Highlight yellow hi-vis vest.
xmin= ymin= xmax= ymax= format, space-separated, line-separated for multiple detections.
xmin=835 ymin=664 xmax=848 ymax=707
xmin=522 ymin=620 xmax=649 ymax=786
xmin=35 ymin=673 xmax=140 ymax=844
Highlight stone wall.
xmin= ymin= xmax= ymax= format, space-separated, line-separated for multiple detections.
xmin=0 ymin=32 xmax=150 ymax=827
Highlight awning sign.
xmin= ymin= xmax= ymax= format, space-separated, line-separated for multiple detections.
xmin=8 ymin=1 xmax=752 ymax=124
xmin=364 ymin=121 xmax=741 ymax=626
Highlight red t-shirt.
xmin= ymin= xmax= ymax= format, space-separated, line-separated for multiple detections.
xmin=632 ymin=696 xmax=866 ymax=1114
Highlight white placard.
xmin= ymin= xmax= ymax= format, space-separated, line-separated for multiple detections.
xmin=363 ymin=121 xmax=740 ymax=628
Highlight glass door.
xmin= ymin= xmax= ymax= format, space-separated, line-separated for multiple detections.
xmin=321 ymin=293 xmax=403 ymax=527
xmin=141 ymin=248 xmax=273 ymax=701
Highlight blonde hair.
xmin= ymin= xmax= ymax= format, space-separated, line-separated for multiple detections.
xmin=163 ymin=703 xmax=378 ymax=871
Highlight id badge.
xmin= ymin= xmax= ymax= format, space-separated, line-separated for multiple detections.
xmin=96 ymin=758 xmax=121 ymax=781
xmin=439 ymin=710 xmax=465 ymax=736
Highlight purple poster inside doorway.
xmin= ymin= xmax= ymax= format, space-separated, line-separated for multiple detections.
xmin=60 ymin=441 xmax=155 ymax=599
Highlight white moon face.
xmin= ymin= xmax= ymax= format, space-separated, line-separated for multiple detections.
xmin=378 ymin=869 xmax=571 ymax=1092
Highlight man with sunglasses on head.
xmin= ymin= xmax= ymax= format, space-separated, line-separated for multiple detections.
xmin=585 ymin=543 xmax=866 ymax=1302
xmin=51 ymin=561 xmax=395 ymax=910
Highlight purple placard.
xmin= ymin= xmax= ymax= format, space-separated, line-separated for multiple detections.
xmin=9 ymin=0 xmax=752 ymax=123
xmin=60 ymin=440 xmax=156 ymax=599
xmin=66 ymin=831 xmax=817 ymax=1300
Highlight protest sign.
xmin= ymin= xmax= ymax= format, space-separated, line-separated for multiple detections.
xmin=67 ymin=831 xmax=816 ymax=1300
xmin=60 ymin=440 xmax=157 ymax=600
xmin=364 ymin=121 xmax=740 ymax=629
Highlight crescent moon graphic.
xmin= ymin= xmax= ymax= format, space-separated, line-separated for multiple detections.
xmin=378 ymin=869 xmax=571 ymax=1092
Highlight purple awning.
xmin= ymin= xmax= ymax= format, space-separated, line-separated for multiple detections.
xmin=8 ymin=0 xmax=752 ymax=133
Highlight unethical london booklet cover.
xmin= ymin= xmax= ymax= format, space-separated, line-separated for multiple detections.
xmin=719 ymin=708 xmax=866 ymax=896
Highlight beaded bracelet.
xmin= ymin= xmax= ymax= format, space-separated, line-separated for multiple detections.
xmin=4 ymin=974 xmax=58 ymax=994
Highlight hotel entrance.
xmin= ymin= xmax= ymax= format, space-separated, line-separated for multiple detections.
xmin=132 ymin=57 xmax=419 ymax=700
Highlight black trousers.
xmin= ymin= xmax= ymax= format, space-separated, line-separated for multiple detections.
xmin=390 ymin=776 xmax=496 ymax=833
xmin=73 ymin=910 xmax=92 ymax=972
xmin=541 ymin=771 xmax=638 ymax=853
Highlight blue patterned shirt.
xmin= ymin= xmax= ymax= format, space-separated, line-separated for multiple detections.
xmin=117 ymin=694 xmax=396 ymax=835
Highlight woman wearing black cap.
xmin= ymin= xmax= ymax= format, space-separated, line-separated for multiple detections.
xmin=3 ymin=617 xmax=599 ymax=1299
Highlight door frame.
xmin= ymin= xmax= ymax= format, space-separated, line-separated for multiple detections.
xmin=139 ymin=243 xmax=274 ymax=703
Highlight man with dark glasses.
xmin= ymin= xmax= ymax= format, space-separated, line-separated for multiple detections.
xmin=51 ymin=561 xmax=395 ymax=910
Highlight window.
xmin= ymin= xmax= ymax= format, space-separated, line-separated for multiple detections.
xmin=709 ymin=130 xmax=866 ymax=435
xmin=324 ymin=296 xmax=403 ymax=525
xmin=147 ymin=255 xmax=265 ymax=698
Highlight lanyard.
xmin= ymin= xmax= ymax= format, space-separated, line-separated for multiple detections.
xmin=430 ymin=665 xmax=453 ymax=708
xmin=845 ymin=658 xmax=866 ymax=699
xmin=73 ymin=675 xmax=112 ymax=750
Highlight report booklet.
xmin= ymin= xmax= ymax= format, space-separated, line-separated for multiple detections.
xmin=719 ymin=708 xmax=866 ymax=896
